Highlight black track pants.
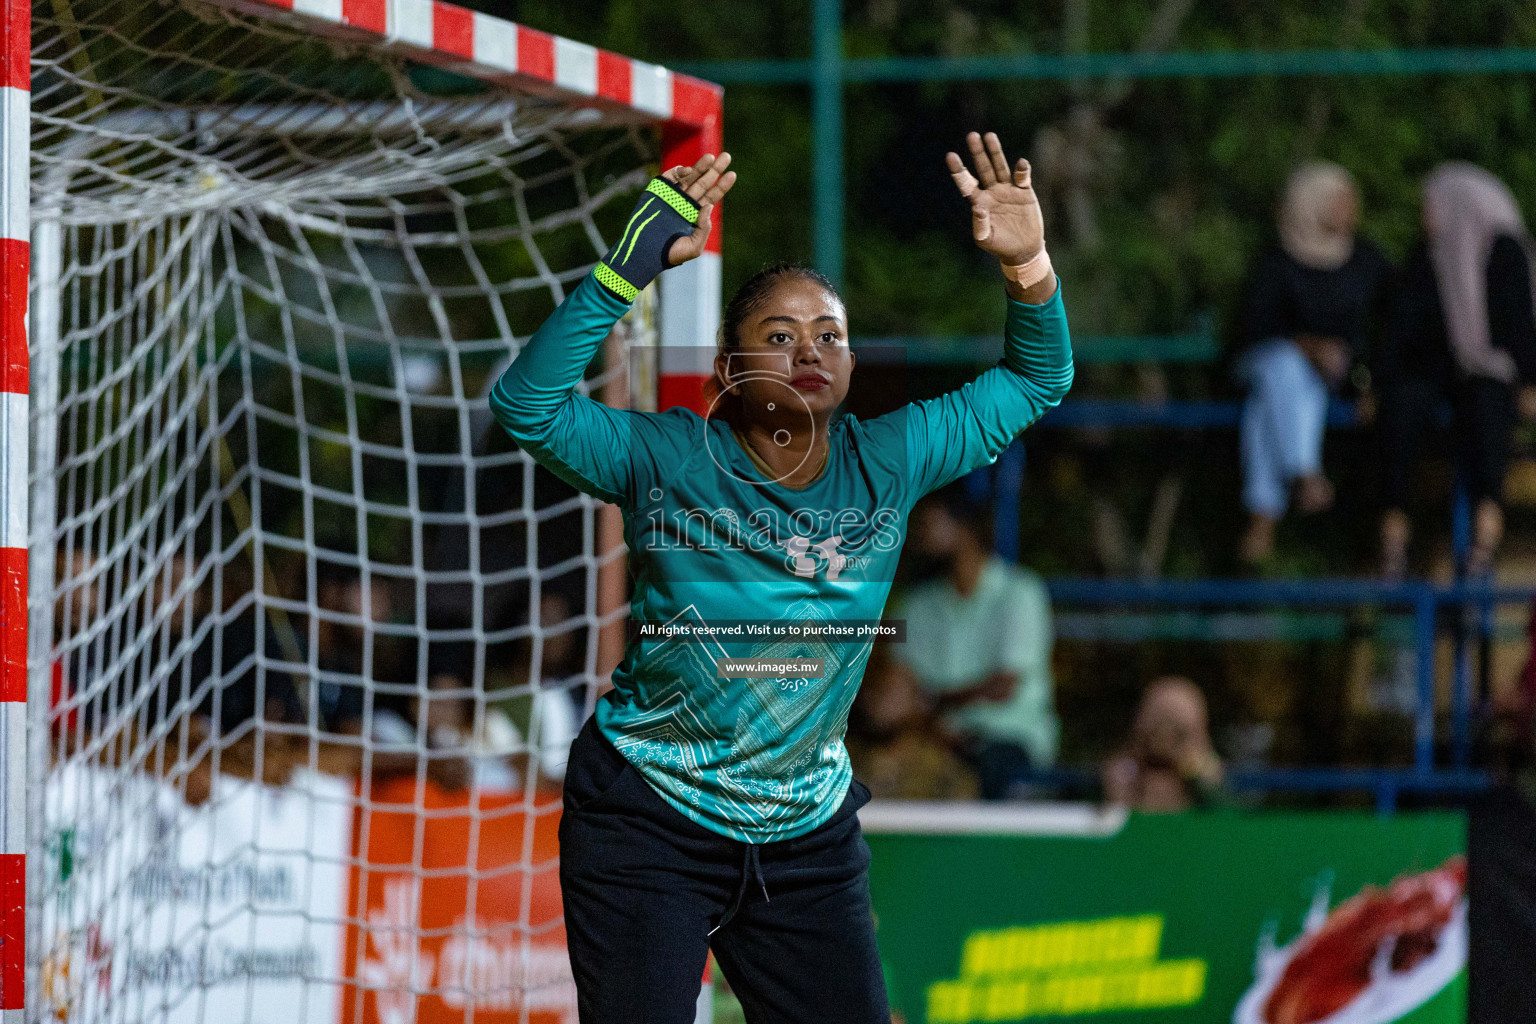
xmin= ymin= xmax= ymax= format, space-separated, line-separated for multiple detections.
xmin=558 ymin=719 xmax=890 ymax=1024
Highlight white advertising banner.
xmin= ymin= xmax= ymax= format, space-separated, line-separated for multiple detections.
xmin=39 ymin=765 xmax=350 ymax=1024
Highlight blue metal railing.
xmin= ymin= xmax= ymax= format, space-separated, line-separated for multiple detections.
xmin=681 ymin=48 xmax=1536 ymax=87
xmin=957 ymin=386 xmax=1513 ymax=804
xmin=853 ymin=330 xmax=1221 ymax=366
xmin=1035 ymin=397 xmax=1360 ymax=429
xmin=1226 ymin=766 xmax=1496 ymax=814
xmin=1042 ymin=576 xmax=1533 ymax=776
xmin=1015 ymin=764 xmax=1496 ymax=814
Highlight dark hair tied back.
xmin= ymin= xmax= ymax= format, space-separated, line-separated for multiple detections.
xmin=703 ymin=263 xmax=842 ymax=417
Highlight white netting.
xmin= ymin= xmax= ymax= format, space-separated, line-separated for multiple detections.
xmin=28 ymin=2 xmax=663 ymax=1022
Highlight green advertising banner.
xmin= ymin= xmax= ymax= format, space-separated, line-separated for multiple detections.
xmin=862 ymin=806 xmax=1466 ymax=1024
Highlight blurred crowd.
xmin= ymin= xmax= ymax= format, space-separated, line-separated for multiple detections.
xmin=48 ymin=542 xmax=592 ymax=803
xmin=847 ymin=487 xmax=1227 ymax=811
xmin=1234 ymin=160 xmax=1536 ymax=579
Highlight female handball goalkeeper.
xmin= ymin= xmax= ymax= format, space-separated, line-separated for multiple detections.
xmin=491 ymin=131 xmax=1071 ymax=1023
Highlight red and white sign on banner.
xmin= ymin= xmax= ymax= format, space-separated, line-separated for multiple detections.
xmin=341 ymin=779 xmax=575 ymax=1024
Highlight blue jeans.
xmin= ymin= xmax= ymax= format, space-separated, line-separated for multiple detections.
xmin=958 ymin=739 xmax=1036 ymax=801
xmin=1238 ymin=338 xmax=1330 ymax=517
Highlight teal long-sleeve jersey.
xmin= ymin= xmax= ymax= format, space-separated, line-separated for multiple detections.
xmin=490 ymin=270 xmax=1072 ymax=842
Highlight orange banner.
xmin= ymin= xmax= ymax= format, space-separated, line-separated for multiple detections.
xmin=341 ymin=779 xmax=574 ymax=1024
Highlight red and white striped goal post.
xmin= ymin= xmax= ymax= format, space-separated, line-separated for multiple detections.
xmin=0 ymin=0 xmax=723 ymax=1011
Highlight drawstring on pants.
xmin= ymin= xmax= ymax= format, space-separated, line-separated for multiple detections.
xmin=709 ymin=842 xmax=771 ymax=935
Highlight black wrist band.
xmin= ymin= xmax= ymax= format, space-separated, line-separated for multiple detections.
xmin=593 ymin=177 xmax=700 ymax=302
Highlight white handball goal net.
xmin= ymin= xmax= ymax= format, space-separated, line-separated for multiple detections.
xmin=25 ymin=2 xmax=712 ymax=1022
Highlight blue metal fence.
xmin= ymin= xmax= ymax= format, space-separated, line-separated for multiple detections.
xmin=1015 ymin=764 xmax=1496 ymax=815
xmin=1036 ymin=398 xmax=1360 ymax=429
xmin=961 ymin=407 xmax=1523 ymax=806
xmin=1043 ymin=577 xmax=1535 ymax=772
xmin=687 ymin=6 xmax=1536 ymax=806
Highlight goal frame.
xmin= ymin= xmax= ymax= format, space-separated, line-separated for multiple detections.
xmin=2 ymin=0 xmax=722 ymax=1014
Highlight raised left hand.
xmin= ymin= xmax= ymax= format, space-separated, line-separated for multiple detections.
xmin=662 ymin=152 xmax=736 ymax=266
xmin=945 ymin=131 xmax=1044 ymax=265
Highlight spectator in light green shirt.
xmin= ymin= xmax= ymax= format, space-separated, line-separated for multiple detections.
xmin=890 ymin=486 xmax=1058 ymax=799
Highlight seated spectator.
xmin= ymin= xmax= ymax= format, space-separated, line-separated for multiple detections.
xmin=49 ymin=545 xmax=100 ymax=746
xmin=527 ymin=590 xmax=585 ymax=780
xmin=178 ymin=558 xmax=311 ymax=802
xmin=191 ymin=560 xmax=306 ymax=736
xmin=476 ymin=590 xmax=587 ymax=784
xmin=1377 ymin=162 xmax=1536 ymax=578
xmin=890 ymin=486 xmax=1058 ymax=800
xmin=1235 ymin=162 xmax=1392 ymax=565
xmin=48 ymin=547 xmax=310 ymax=802
xmin=419 ymin=641 xmax=521 ymax=791
xmin=312 ymin=565 xmax=472 ymax=790
xmin=1102 ymin=676 xmax=1224 ymax=812
xmin=1494 ymin=600 xmax=1536 ymax=773
xmin=846 ymin=647 xmax=979 ymax=801
xmin=314 ymin=564 xmax=399 ymax=735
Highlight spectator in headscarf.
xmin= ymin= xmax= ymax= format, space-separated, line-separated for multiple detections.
xmin=1377 ymin=163 xmax=1536 ymax=578
xmin=1102 ymin=676 xmax=1224 ymax=812
xmin=1236 ymin=163 xmax=1393 ymax=565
